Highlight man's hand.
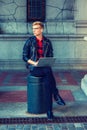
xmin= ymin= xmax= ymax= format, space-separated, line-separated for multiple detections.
xmin=27 ymin=59 xmax=38 ymax=66
xmin=34 ymin=61 xmax=38 ymax=66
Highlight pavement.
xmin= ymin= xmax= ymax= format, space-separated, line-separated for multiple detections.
xmin=0 ymin=70 xmax=87 ymax=130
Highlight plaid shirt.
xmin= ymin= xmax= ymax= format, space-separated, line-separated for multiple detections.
xmin=36 ymin=38 xmax=44 ymax=59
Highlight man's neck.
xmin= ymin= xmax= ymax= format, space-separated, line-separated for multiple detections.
xmin=36 ymin=35 xmax=43 ymax=41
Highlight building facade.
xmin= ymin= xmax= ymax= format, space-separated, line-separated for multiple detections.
xmin=0 ymin=0 xmax=87 ymax=70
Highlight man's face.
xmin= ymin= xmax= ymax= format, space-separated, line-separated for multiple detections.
xmin=32 ymin=25 xmax=43 ymax=37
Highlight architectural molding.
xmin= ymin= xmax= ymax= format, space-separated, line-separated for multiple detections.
xmin=75 ymin=21 xmax=87 ymax=28
xmin=0 ymin=58 xmax=87 ymax=70
xmin=0 ymin=34 xmax=85 ymax=41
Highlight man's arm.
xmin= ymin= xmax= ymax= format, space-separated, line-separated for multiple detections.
xmin=27 ymin=59 xmax=38 ymax=66
xmin=23 ymin=39 xmax=38 ymax=66
xmin=23 ymin=39 xmax=30 ymax=62
xmin=47 ymin=39 xmax=53 ymax=57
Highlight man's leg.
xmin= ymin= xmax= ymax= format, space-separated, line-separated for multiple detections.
xmin=43 ymin=67 xmax=65 ymax=106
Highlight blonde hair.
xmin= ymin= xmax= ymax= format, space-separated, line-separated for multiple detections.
xmin=32 ymin=21 xmax=44 ymax=29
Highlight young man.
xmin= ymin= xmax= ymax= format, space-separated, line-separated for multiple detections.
xmin=23 ymin=21 xmax=65 ymax=120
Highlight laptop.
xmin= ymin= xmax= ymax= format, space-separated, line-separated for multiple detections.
xmin=36 ymin=57 xmax=56 ymax=67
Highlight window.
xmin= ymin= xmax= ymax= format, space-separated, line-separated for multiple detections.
xmin=27 ymin=0 xmax=46 ymax=22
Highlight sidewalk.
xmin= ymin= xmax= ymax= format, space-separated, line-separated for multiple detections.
xmin=0 ymin=70 xmax=87 ymax=129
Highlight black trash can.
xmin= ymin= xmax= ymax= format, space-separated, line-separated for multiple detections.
xmin=27 ymin=75 xmax=47 ymax=114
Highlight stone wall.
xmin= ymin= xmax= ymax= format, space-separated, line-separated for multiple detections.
xmin=0 ymin=0 xmax=87 ymax=70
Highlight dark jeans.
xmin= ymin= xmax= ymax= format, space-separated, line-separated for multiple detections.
xmin=30 ymin=66 xmax=58 ymax=112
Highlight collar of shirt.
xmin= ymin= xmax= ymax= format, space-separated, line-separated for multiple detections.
xmin=36 ymin=37 xmax=43 ymax=42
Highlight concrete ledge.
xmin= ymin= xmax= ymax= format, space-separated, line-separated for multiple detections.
xmin=1 ymin=59 xmax=87 ymax=70
xmin=54 ymin=59 xmax=87 ymax=70
xmin=0 ymin=59 xmax=26 ymax=70
xmin=0 ymin=34 xmax=85 ymax=41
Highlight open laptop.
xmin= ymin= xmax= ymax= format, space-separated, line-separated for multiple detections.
xmin=36 ymin=57 xmax=56 ymax=67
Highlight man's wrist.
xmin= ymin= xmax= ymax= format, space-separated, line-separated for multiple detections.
xmin=27 ymin=59 xmax=37 ymax=66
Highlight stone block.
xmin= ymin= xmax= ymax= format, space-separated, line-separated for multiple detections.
xmin=81 ymin=74 xmax=87 ymax=96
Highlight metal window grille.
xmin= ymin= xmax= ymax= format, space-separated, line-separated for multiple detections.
xmin=27 ymin=0 xmax=45 ymax=22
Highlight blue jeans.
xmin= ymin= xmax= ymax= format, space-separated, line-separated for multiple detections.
xmin=30 ymin=66 xmax=58 ymax=112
